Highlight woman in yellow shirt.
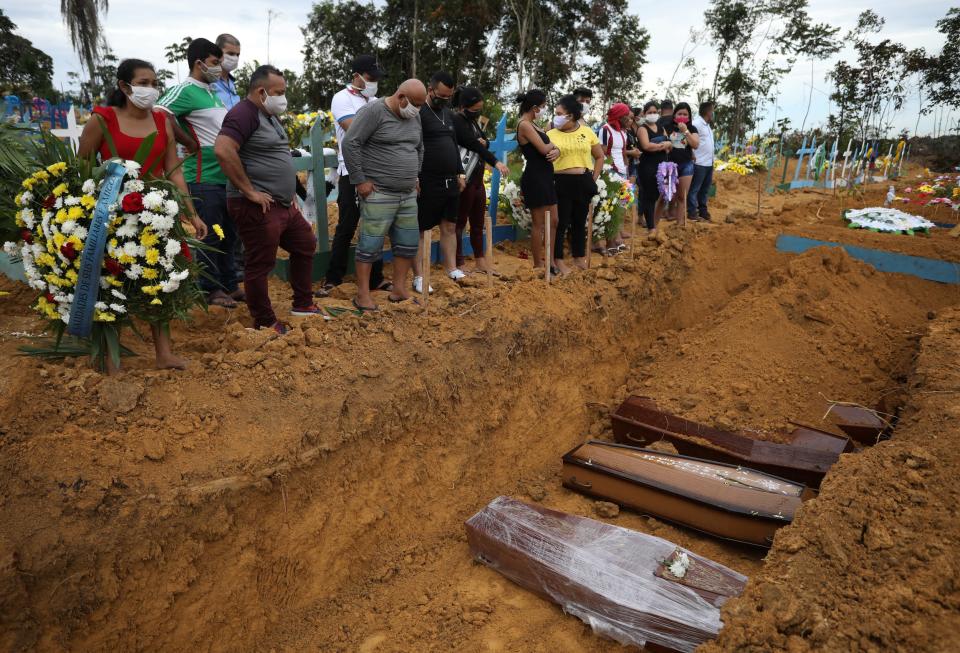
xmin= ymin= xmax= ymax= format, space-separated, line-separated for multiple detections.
xmin=547 ymin=95 xmax=604 ymax=272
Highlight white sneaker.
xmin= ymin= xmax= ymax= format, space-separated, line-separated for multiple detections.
xmin=413 ymin=276 xmax=434 ymax=294
xmin=448 ymin=268 xmax=467 ymax=281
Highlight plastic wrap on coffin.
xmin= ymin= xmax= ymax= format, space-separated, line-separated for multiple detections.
xmin=464 ymin=496 xmax=747 ymax=653
xmin=611 ymin=396 xmax=851 ymax=488
xmin=562 ymin=441 xmax=814 ymax=547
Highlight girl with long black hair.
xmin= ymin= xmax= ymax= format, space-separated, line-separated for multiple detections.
xmin=515 ymin=89 xmax=560 ymax=273
xmin=636 ymin=100 xmax=672 ymax=236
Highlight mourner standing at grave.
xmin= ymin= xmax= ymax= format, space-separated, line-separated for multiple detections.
xmin=452 ymin=86 xmax=510 ymax=275
xmin=572 ymin=87 xmax=593 ymax=126
xmin=515 ymin=89 xmax=560 ymax=274
xmin=662 ymin=101 xmax=699 ymax=226
xmin=342 ymin=79 xmax=427 ymax=311
xmin=212 ymin=34 xmax=242 ymax=110
xmin=413 ymin=72 xmax=462 ymax=292
xmin=547 ymin=95 xmax=603 ymax=271
xmin=158 ymin=38 xmax=241 ymax=309
xmin=637 ymin=100 xmax=671 ymax=235
xmin=318 ymin=55 xmax=389 ymax=297
xmin=215 ymin=65 xmax=322 ymax=334
xmin=688 ymin=101 xmax=715 ymax=221
xmin=78 ymin=57 xmax=207 ymax=370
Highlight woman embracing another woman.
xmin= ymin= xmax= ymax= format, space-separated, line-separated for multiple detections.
xmin=547 ymin=95 xmax=604 ymax=272
xmin=515 ymin=89 xmax=560 ymax=275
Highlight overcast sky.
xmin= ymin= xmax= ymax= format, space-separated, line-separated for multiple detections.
xmin=6 ymin=0 xmax=956 ymax=136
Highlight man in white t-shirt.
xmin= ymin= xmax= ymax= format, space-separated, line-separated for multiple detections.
xmin=689 ymin=101 xmax=716 ymax=221
xmin=318 ymin=54 xmax=389 ymax=295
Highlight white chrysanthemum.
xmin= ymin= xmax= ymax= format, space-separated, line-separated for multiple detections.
xmin=111 ymin=289 xmax=127 ymax=300
xmin=60 ymin=220 xmax=77 ymax=235
xmin=125 ymin=263 xmax=143 ymax=280
xmin=122 ymin=241 xmax=141 ymax=258
xmin=116 ymin=222 xmax=138 ymax=239
xmin=123 ymin=160 xmax=142 ymax=176
xmin=2 ymin=241 xmax=16 ymax=256
xmin=95 ymin=301 xmax=108 ymax=310
xmin=123 ymin=179 xmax=145 ymax=193
xmin=171 ymin=268 xmax=189 ymax=281
xmin=72 ymin=225 xmax=88 ymax=240
xmin=138 ymin=210 xmax=157 ymax=226
xmin=64 ymin=195 xmax=81 ymax=206
xmin=54 ymin=197 xmax=63 ymax=209
xmin=82 ymin=179 xmax=96 ymax=194
xmin=109 ymin=303 xmax=127 ymax=313
xmin=19 ymin=208 xmax=36 ymax=229
xmin=30 ymin=242 xmax=43 ymax=258
xmin=151 ymin=214 xmax=175 ymax=233
xmin=159 ymin=257 xmax=174 ymax=272
xmin=20 ymin=191 xmax=33 ymax=204
xmin=164 ymin=239 xmax=182 ymax=257
xmin=160 ymin=278 xmax=180 ymax=293
xmin=99 ymin=277 xmax=111 ymax=289
xmin=142 ymin=191 xmax=165 ymax=211
xmin=163 ymin=199 xmax=179 ymax=216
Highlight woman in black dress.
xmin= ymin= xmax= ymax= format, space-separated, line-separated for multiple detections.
xmin=516 ymin=89 xmax=561 ymax=273
xmin=637 ymin=100 xmax=672 ymax=236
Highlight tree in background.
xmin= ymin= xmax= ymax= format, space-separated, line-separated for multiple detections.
xmin=0 ymin=9 xmax=55 ymax=98
xmin=233 ymin=60 xmax=310 ymax=111
xmin=907 ymin=7 xmax=960 ymax=137
xmin=164 ymin=37 xmax=193 ymax=83
xmin=60 ymin=0 xmax=110 ymax=79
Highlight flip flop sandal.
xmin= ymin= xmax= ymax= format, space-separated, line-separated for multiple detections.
xmin=388 ymin=295 xmax=423 ymax=306
xmin=374 ymin=281 xmax=394 ymax=292
xmin=230 ymin=289 xmax=246 ymax=302
xmin=314 ymin=282 xmax=336 ymax=298
xmin=208 ymin=292 xmax=238 ymax=309
xmin=351 ymin=298 xmax=379 ymax=313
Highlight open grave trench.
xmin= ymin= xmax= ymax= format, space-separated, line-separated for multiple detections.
xmin=1 ymin=216 xmax=957 ymax=652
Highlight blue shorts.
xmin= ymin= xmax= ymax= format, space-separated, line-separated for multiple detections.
xmin=677 ymin=160 xmax=695 ymax=177
xmin=356 ymin=189 xmax=420 ymax=263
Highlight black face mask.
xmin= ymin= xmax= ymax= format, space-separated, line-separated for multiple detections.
xmin=431 ymin=95 xmax=450 ymax=109
xmin=464 ymin=109 xmax=480 ymax=119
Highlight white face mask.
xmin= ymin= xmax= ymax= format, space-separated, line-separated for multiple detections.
xmin=534 ymin=106 xmax=546 ymax=120
xmin=398 ymin=98 xmax=419 ymax=119
xmin=126 ymin=85 xmax=159 ymax=110
xmin=553 ymin=114 xmax=570 ymax=129
xmin=221 ymin=54 xmax=239 ymax=72
xmin=645 ymin=113 xmax=660 ymax=124
xmin=261 ymin=91 xmax=288 ymax=116
xmin=581 ymin=101 xmax=591 ymax=111
xmin=357 ymin=80 xmax=378 ymax=98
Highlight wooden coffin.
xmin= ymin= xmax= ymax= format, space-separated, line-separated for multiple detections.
xmin=562 ymin=441 xmax=813 ymax=547
xmin=611 ymin=396 xmax=852 ymax=488
xmin=465 ymin=496 xmax=747 ymax=653
xmin=827 ymin=404 xmax=890 ymax=444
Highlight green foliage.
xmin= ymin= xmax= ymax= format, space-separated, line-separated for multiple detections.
xmin=0 ymin=9 xmax=55 ymax=98
xmin=233 ymin=60 xmax=311 ymax=112
xmin=0 ymin=123 xmax=40 ymax=242
xmin=59 ymin=0 xmax=109 ymax=78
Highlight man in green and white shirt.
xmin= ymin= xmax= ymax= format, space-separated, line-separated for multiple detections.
xmin=157 ymin=37 xmax=241 ymax=306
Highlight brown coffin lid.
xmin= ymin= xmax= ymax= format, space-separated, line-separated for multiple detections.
xmin=563 ymin=441 xmax=805 ymax=522
xmin=612 ymin=396 xmax=845 ymax=473
xmin=464 ymin=496 xmax=748 ymax=652
xmin=827 ymin=405 xmax=889 ymax=444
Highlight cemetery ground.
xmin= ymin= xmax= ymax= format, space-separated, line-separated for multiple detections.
xmin=1 ymin=169 xmax=959 ymax=652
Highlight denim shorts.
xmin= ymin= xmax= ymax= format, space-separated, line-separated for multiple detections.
xmin=356 ymin=189 xmax=420 ymax=263
xmin=677 ymin=160 xmax=695 ymax=177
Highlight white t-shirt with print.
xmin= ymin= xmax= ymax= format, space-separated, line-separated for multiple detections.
xmin=601 ymin=125 xmax=629 ymax=176
xmin=331 ymin=86 xmax=370 ymax=176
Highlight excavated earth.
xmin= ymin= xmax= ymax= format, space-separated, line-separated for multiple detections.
xmin=0 ymin=170 xmax=958 ymax=652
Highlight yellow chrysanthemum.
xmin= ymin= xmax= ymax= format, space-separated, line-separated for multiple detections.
xmin=65 ymin=269 xmax=78 ymax=282
xmin=108 ymin=278 xmax=124 ymax=287
xmin=32 ymin=170 xmax=50 ymax=182
xmin=150 ymin=298 xmax=162 ymax=305
xmin=80 ymin=195 xmax=96 ymax=210
xmin=140 ymin=230 xmax=159 ymax=247
xmin=67 ymin=206 xmax=84 ymax=220
xmin=109 ymin=238 xmax=119 ymax=248
xmin=94 ymin=310 xmax=116 ymax=322
xmin=15 ymin=211 xmax=25 ymax=227
xmin=141 ymin=284 xmax=161 ymax=295
xmin=53 ymin=233 xmax=66 ymax=249
xmin=66 ymin=235 xmax=83 ymax=251
xmin=212 ymin=224 xmax=225 ymax=240
xmin=55 ymin=208 xmax=68 ymax=223
xmin=36 ymin=253 xmax=56 ymax=267
xmin=145 ymin=248 xmax=160 ymax=265
xmin=46 ymin=162 xmax=67 ymax=176
xmin=21 ymin=177 xmax=35 ymax=191
xmin=51 ymin=183 xmax=69 ymax=197
xmin=36 ymin=297 xmax=59 ymax=319
xmin=14 ymin=193 xmax=23 ymax=207
xmin=118 ymin=254 xmax=136 ymax=265
xmin=142 ymin=267 xmax=159 ymax=280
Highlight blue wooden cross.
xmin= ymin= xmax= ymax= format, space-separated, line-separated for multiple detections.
xmin=487 ymin=113 xmax=518 ymax=223
xmin=789 ymin=134 xmax=817 ymax=189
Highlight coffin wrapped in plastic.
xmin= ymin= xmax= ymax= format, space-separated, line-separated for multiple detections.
xmin=464 ymin=496 xmax=747 ymax=653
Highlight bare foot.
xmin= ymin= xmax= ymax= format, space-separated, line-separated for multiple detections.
xmin=573 ymin=257 xmax=589 ymax=270
xmin=156 ymin=353 xmax=189 ymax=370
xmin=555 ymin=260 xmax=572 ymax=276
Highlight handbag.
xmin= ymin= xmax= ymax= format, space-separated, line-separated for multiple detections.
xmin=459 ymin=119 xmax=483 ymax=178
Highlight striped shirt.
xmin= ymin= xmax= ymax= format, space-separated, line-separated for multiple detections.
xmin=157 ymin=77 xmax=228 ymax=185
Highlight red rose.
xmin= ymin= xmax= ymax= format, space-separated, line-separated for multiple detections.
xmin=60 ymin=242 xmax=77 ymax=261
xmin=180 ymin=241 xmax=192 ymax=261
xmin=20 ymin=229 xmax=32 ymax=244
xmin=44 ymin=292 xmax=55 ymax=302
xmin=43 ymin=195 xmax=56 ymax=209
xmin=104 ymin=258 xmax=123 ymax=277
xmin=121 ymin=192 xmax=145 ymax=213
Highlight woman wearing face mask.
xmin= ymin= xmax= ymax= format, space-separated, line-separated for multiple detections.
xmin=637 ymin=100 xmax=672 ymax=236
xmin=662 ymin=102 xmax=700 ymax=226
xmin=77 ymin=58 xmax=206 ymax=371
xmin=547 ymin=95 xmax=604 ymax=271
xmin=515 ymin=89 xmax=560 ymax=274
xmin=451 ymin=86 xmax=511 ymax=275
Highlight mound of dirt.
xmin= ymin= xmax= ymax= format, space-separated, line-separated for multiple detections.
xmin=702 ymin=307 xmax=960 ymax=653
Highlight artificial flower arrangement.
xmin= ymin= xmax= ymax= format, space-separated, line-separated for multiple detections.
xmin=714 ymin=152 xmax=769 ymax=176
xmin=283 ymin=110 xmax=336 ymax=149
xmin=2 ymin=131 xmax=206 ymax=370
xmin=590 ymin=165 xmax=635 ymax=242
xmin=843 ymin=207 xmax=935 ymax=234
xmin=895 ymin=175 xmax=960 ymax=212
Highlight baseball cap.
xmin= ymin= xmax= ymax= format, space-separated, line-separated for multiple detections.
xmin=352 ymin=54 xmax=384 ymax=81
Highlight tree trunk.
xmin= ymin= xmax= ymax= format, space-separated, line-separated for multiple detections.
xmin=411 ymin=0 xmax=419 ymax=79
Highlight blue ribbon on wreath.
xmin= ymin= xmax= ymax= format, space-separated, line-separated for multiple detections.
xmin=67 ymin=161 xmax=126 ymax=337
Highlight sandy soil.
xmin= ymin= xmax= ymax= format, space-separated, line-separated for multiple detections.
xmin=0 ymin=167 xmax=957 ymax=652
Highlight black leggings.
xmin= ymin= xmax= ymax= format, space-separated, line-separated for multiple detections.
xmin=554 ymin=172 xmax=596 ymax=259
xmin=638 ymin=164 xmax=661 ymax=230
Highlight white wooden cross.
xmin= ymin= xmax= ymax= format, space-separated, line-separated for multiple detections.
xmin=839 ymin=139 xmax=854 ymax=185
xmin=880 ymin=144 xmax=894 ymax=180
xmin=50 ymin=105 xmax=81 ymax=153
